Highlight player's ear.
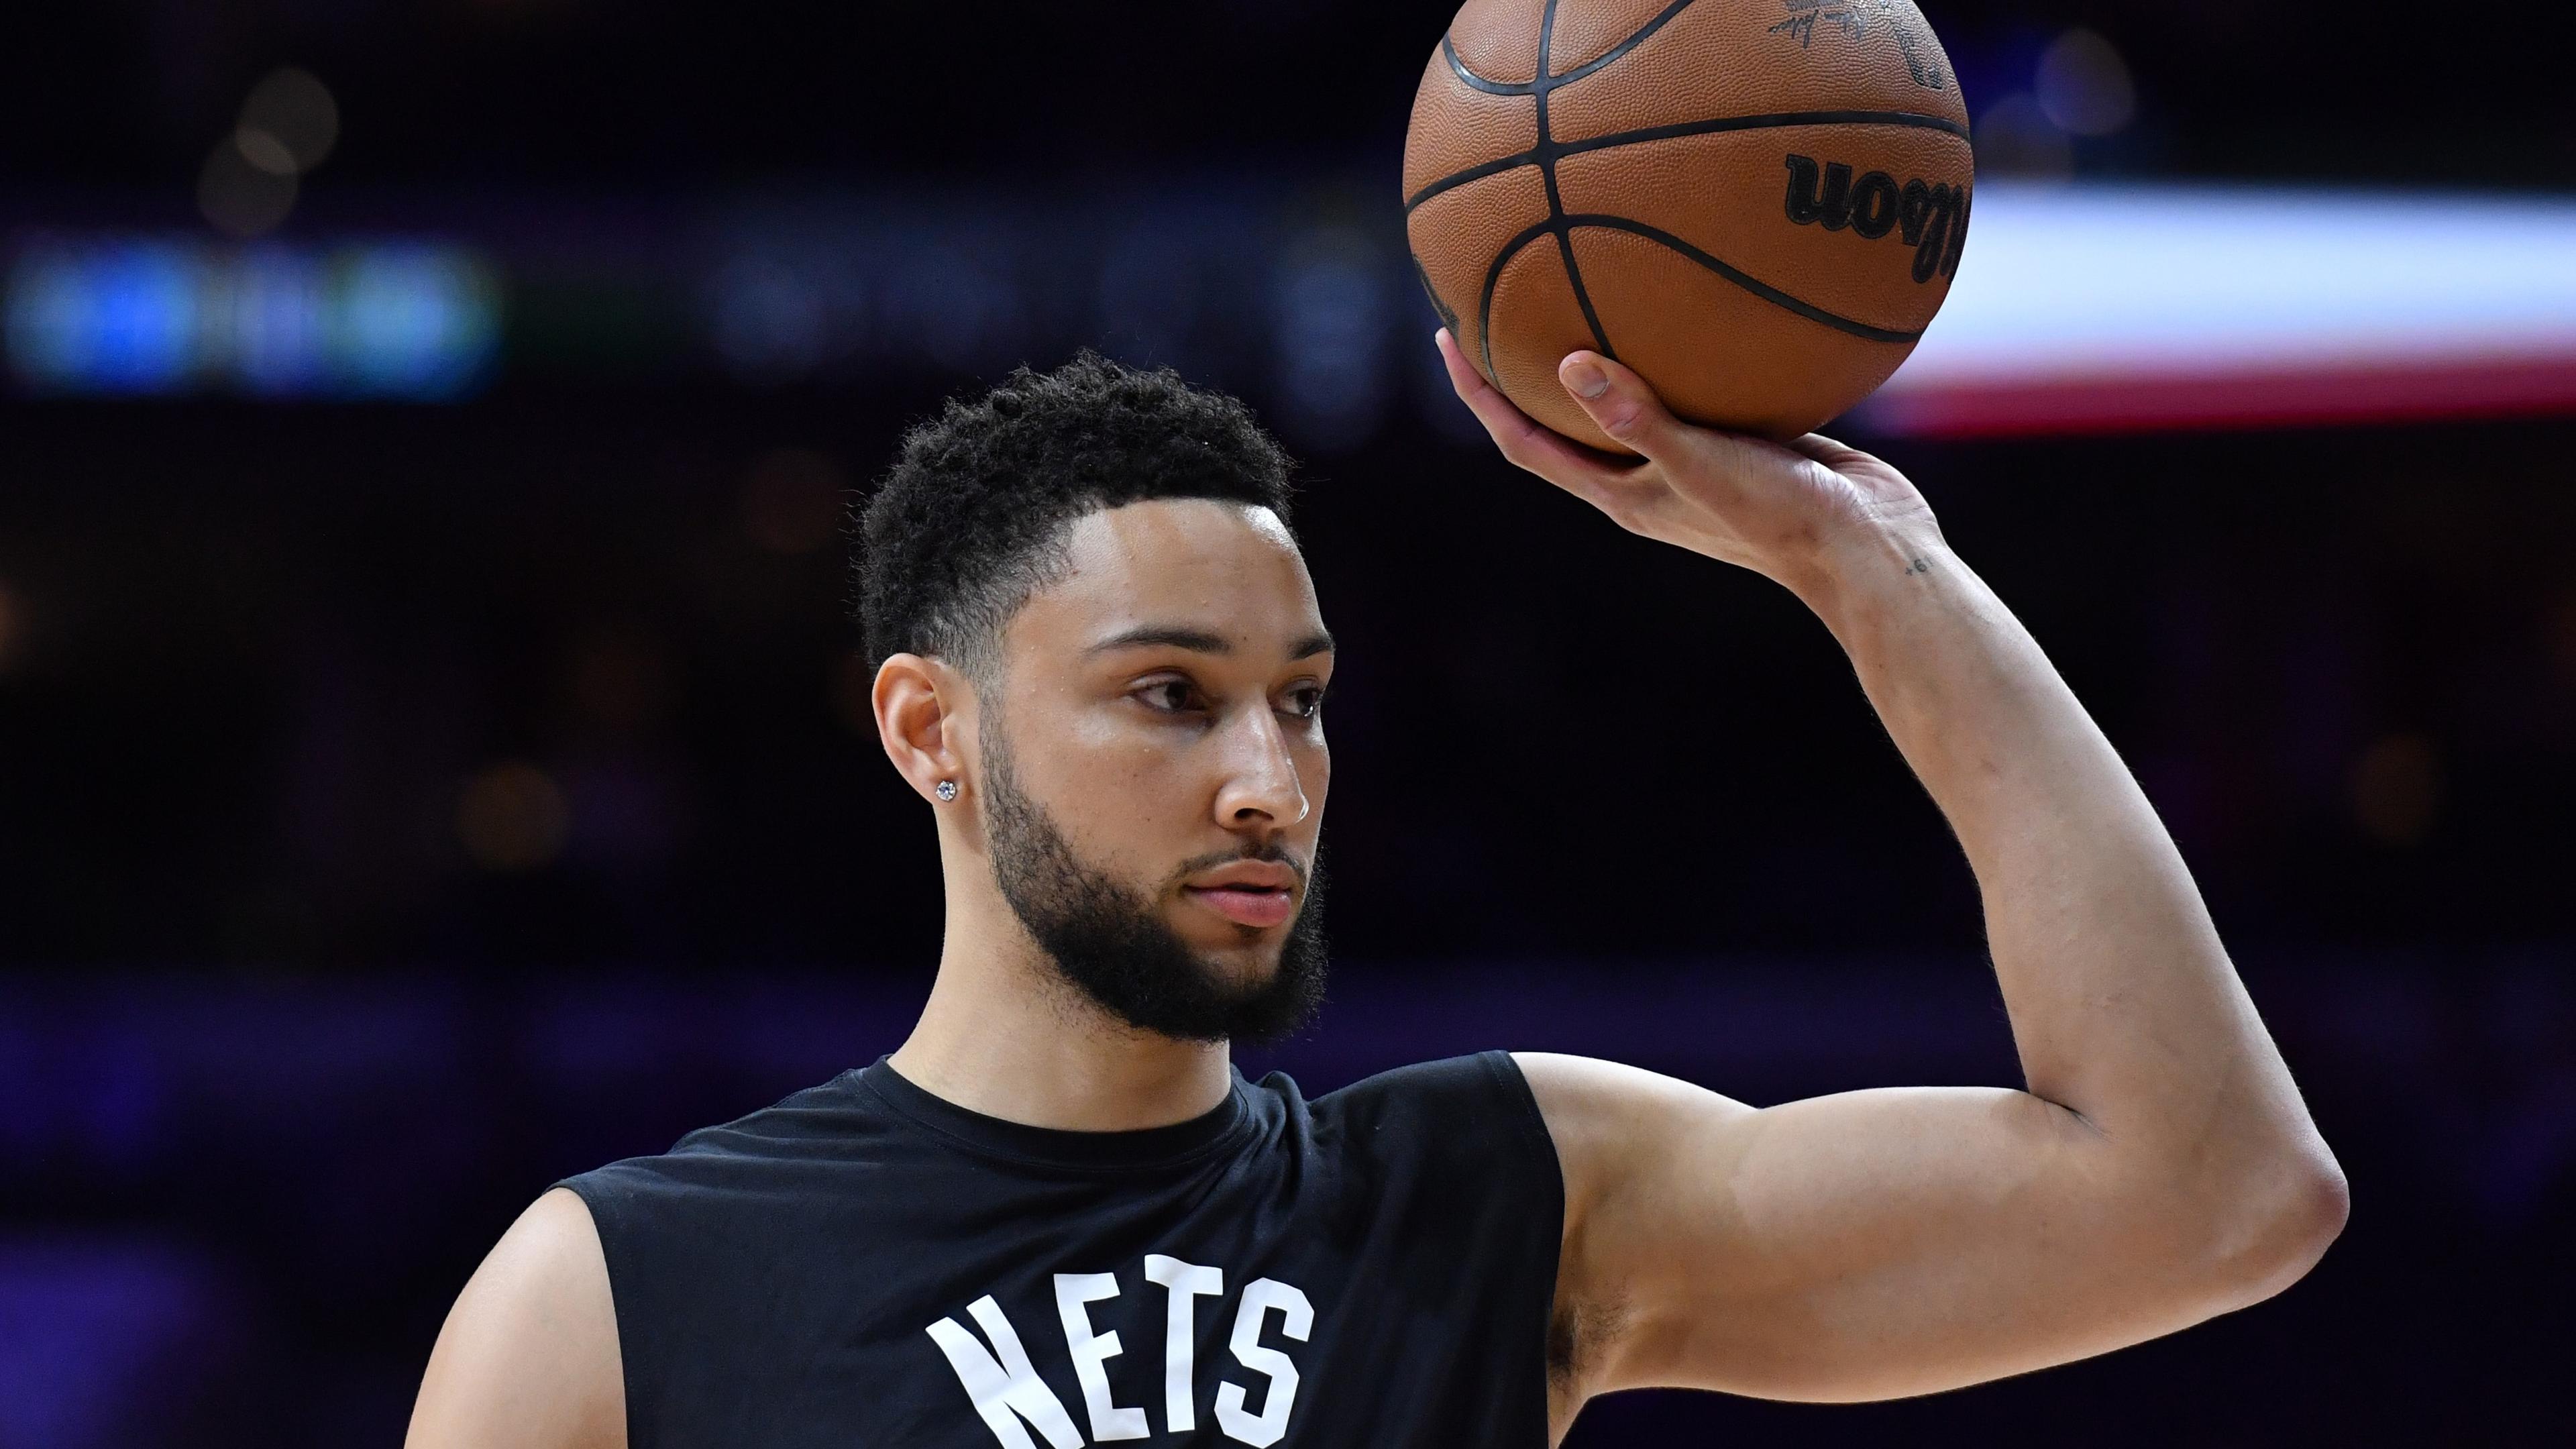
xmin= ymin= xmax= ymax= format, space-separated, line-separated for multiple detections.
xmin=872 ymin=652 xmax=970 ymax=807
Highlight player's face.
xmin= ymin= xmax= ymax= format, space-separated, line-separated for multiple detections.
xmin=977 ymin=498 xmax=1332 ymax=1038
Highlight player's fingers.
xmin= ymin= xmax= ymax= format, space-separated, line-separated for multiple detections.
xmin=1782 ymin=431 xmax=1883 ymax=472
xmin=1436 ymin=328 xmax=1560 ymax=464
xmin=1436 ymin=330 xmax=1634 ymax=503
xmin=1558 ymin=352 xmax=1686 ymax=463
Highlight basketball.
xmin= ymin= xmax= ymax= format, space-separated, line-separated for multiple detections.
xmin=1405 ymin=0 xmax=1974 ymax=447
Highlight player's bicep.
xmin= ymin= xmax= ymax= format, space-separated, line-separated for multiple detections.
xmin=406 ymin=1187 xmax=626 ymax=1449
xmin=1519 ymin=1053 xmax=2220 ymax=1405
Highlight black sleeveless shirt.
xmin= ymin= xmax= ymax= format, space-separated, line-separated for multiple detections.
xmin=559 ymin=1052 xmax=1564 ymax=1449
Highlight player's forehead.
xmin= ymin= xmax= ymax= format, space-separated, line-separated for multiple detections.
xmin=1012 ymin=498 xmax=1325 ymax=660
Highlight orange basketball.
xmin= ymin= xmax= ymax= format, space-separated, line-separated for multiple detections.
xmin=1404 ymin=0 xmax=1974 ymax=447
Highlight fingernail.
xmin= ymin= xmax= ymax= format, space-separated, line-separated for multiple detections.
xmin=1562 ymin=356 xmax=1609 ymax=398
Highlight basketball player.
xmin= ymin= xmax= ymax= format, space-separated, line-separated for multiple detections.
xmin=407 ymin=342 xmax=2346 ymax=1449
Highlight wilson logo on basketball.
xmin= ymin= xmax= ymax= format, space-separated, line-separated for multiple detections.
xmin=1782 ymin=154 xmax=1969 ymax=284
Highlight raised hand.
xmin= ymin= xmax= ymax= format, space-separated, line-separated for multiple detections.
xmin=1441 ymin=327 xmax=2345 ymax=1419
xmin=1434 ymin=328 xmax=1939 ymax=595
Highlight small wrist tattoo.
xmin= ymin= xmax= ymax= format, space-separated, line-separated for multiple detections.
xmin=1902 ymin=556 xmax=1934 ymax=576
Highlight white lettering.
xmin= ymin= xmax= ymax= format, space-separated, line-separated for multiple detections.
xmin=1052 ymin=1273 xmax=1148 ymax=1441
xmin=1141 ymin=1254 xmax=1223 ymax=1433
xmin=1214 ymin=1278 xmax=1311 ymax=1447
xmin=924 ymin=1295 xmax=1083 ymax=1449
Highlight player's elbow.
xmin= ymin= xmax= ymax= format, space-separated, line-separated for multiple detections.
xmin=2189 ymin=1140 xmax=2349 ymax=1311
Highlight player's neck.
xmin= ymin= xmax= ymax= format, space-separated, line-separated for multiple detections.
xmin=889 ymin=907 xmax=1236 ymax=1134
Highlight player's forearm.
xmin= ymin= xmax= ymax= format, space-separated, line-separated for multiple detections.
xmin=1790 ymin=519 xmax=2342 ymax=1252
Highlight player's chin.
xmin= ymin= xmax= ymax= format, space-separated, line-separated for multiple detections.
xmin=1167 ymin=899 xmax=1294 ymax=964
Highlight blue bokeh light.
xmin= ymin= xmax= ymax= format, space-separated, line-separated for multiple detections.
xmin=4 ymin=235 xmax=502 ymax=400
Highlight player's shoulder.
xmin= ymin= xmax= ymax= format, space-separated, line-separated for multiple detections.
xmin=496 ymin=1185 xmax=615 ymax=1279
xmin=1313 ymin=1046 xmax=1531 ymax=1103
xmin=1305 ymin=1051 xmax=1748 ymax=1155
xmin=1505 ymin=1053 xmax=1758 ymax=1214
xmin=406 ymin=1189 xmax=623 ymax=1449
xmin=667 ymin=1066 xmax=882 ymax=1154
xmin=1296 ymin=1049 xmax=1556 ymax=1159
xmin=568 ymin=1068 xmax=881 ymax=1191
xmin=1505 ymin=1051 xmax=1755 ymax=1132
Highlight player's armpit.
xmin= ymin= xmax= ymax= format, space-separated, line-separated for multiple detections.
xmin=1517 ymin=1052 xmax=2347 ymax=1407
xmin=406 ymin=1187 xmax=627 ymax=1449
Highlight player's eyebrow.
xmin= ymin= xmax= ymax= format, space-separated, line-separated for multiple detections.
xmin=1086 ymin=625 xmax=1336 ymax=660
xmin=1287 ymin=630 xmax=1336 ymax=661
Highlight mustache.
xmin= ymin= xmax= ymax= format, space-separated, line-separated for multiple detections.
xmin=1167 ymin=840 xmax=1311 ymax=890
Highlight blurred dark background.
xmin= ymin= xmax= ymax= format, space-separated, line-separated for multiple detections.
xmin=4 ymin=1 xmax=2574 ymax=1445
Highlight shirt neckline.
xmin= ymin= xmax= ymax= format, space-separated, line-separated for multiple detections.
xmin=855 ymin=1056 xmax=1255 ymax=1171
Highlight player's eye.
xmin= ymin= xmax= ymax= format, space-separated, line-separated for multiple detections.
xmin=1281 ymin=683 xmax=1329 ymax=720
xmin=1135 ymin=678 xmax=1203 ymax=714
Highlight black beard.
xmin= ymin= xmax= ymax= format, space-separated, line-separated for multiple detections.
xmin=979 ymin=724 xmax=1328 ymax=1045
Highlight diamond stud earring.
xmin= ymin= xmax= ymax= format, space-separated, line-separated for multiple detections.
xmin=934 ymin=780 xmax=959 ymax=802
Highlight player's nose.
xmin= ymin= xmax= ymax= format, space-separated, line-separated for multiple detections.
xmin=1212 ymin=702 xmax=1310 ymax=832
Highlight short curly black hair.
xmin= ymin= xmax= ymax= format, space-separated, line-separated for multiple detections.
xmin=854 ymin=352 xmax=1299 ymax=680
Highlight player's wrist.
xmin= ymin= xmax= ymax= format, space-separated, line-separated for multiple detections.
xmin=1778 ymin=513 xmax=1953 ymax=623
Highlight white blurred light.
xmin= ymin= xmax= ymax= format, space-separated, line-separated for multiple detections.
xmin=1972 ymin=93 xmax=2072 ymax=181
xmin=1870 ymin=184 xmax=2576 ymax=433
xmin=239 ymin=67 xmax=339 ymax=173
xmin=233 ymin=126 xmax=299 ymax=178
xmin=2034 ymin=29 xmax=2138 ymax=137
xmin=197 ymin=68 xmax=337 ymax=239
xmin=198 ymin=136 xmax=299 ymax=237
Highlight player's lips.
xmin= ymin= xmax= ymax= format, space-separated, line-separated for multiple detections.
xmin=1182 ymin=862 xmax=1299 ymax=928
